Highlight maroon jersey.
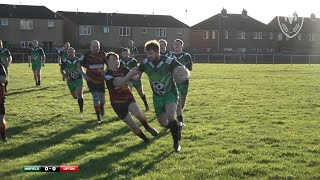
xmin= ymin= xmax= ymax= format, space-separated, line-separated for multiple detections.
xmin=81 ymin=51 xmax=107 ymax=83
xmin=105 ymin=66 xmax=134 ymax=104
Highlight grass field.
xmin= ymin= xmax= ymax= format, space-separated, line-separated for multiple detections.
xmin=1 ymin=63 xmax=320 ymax=179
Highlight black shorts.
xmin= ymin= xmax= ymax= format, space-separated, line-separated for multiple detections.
xmin=0 ymin=104 xmax=5 ymax=115
xmin=111 ymin=98 xmax=135 ymax=119
xmin=87 ymin=81 xmax=105 ymax=92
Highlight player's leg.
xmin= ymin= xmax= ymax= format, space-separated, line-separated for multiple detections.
xmin=113 ymin=102 xmax=150 ymax=144
xmin=75 ymin=83 xmax=84 ymax=113
xmin=4 ymin=67 xmax=8 ymax=93
xmin=32 ymin=69 xmax=38 ymax=85
xmin=134 ymin=80 xmax=149 ymax=111
xmin=91 ymin=91 xmax=101 ymax=123
xmin=165 ymin=102 xmax=181 ymax=152
xmin=37 ymin=68 xmax=41 ymax=86
xmin=129 ymin=101 xmax=158 ymax=136
xmin=176 ymin=83 xmax=188 ymax=126
xmin=98 ymin=91 xmax=106 ymax=116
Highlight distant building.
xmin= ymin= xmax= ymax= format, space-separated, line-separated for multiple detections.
xmin=268 ymin=13 xmax=320 ymax=54
xmin=57 ymin=11 xmax=190 ymax=51
xmin=190 ymin=8 xmax=273 ymax=54
xmin=0 ymin=4 xmax=63 ymax=52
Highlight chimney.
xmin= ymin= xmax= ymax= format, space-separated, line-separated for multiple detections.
xmin=311 ymin=13 xmax=316 ymax=20
xmin=221 ymin=8 xmax=227 ymax=16
xmin=242 ymin=9 xmax=248 ymax=17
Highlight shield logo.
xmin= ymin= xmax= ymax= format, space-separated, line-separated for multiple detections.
xmin=277 ymin=12 xmax=304 ymax=38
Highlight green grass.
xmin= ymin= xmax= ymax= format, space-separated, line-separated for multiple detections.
xmin=1 ymin=63 xmax=320 ymax=179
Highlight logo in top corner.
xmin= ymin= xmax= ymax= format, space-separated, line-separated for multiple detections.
xmin=277 ymin=12 xmax=304 ymax=39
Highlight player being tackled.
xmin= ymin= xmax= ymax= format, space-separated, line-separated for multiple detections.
xmin=105 ymin=52 xmax=158 ymax=144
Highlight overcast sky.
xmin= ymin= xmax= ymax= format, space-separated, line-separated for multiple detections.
xmin=1 ymin=0 xmax=319 ymax=26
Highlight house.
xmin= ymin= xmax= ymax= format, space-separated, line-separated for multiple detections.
xmin=57 ymin=11 xmax=190 ymax=51
xmin=190 ymin=8 xmax=273 ymax=53
xmin=268 ymin=13 xmax=320 ymax=54
xmin=0 ymin=4 xmax=63 ymax=52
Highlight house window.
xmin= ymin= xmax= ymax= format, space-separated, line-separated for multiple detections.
xmin=212 ymin=31 xmax=216 ymax=39
xmin=157 ymin=28 xmax=166 ymax=37
xmin=237 ymin=31 xmax=245 ymax=39
xmin=269 ymin=32 xmax=273 ymax=40
xmin=20 ymin=41 xmax=32 ymax=48
xmin=224 ymin=48 xmax=232 ymax=52
xmin=238 ymin=48 xmax=246 ymax=53
xmin=48 ymin=20 xmax=54 ymax=28
xmin=297 ymin=33 xmax=301 ymax=40
xmin=254 ymin=32 xmax=262 ymax=39
xmin=1 ymin=19 xmax=8 ymax=26
xmin=177 ymin=29 xmax=183 ymax=34
xmin=270 ymin=49 xmax=274 ymax=53
xmin=103 ymin=26 xmax=110 ymax=33
xmin=20 ymin=20 xmax=33 ymax=30
xmin=277 ymin=33 xmax=283 ymax=40
xmin=310 ymin=33 xmax=316 ymax=41
xmin=225 ymin=31 xmax=229 ymax=39
xmin=257 ymin=49 xmax=262 ymax=53
xmin=79 ymin=25 xmax=91 ymax=35
xmin=141 ymin=28 xmax=147 ymax=33
xmin=202 ymin=31 xmax=209 ymax=39
xmin=120 ymin=27 xmax=130 ymax=36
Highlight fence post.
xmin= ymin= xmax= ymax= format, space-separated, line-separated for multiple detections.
xmin=207 ymin=55 xmax=210 ymax=63
xmin=256 ymin=55 xmax=258 ymax=65
xmin=291 ymin=56 xmax=292 ymax=66
xmin=273 ymin=55 xmax=275 ymax=65
xmin=239 ymin=55 xmax=242 ymax=64
xmin=309 ymin=55 xmax=311 ymax=66
xmin=193 ymin=54 xmax=196 ymax=63
xmin=224 ymin=55 xmax=226 ymax=64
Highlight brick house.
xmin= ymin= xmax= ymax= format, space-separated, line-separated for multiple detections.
xmin=190 ymin=8 xmax=274 ymax=54
xmin=0 ymin=4 xmax=63 ymax=52
xmin=57 ymin=11 xmax=190 ymax=52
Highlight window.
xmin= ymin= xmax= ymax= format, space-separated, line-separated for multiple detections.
xmin=141 ymin=28 xmax=147 ymax=33
xmin=177 ymin=29 xmax=183 ymax=34
xmin=269 ymin=32 xmax=273 ymax=40
xmin=224 ymin=48 xmax=232 ymax=52
xmin=254 ymin=32 xmax=262 ymax=39
xmin=257 ymin=49 xmax=262 ymax=53
xmin=79 ymin=25 xmax=91 ymax=35
xmin=310 ymin=33 xmax=316 ymax=41
xmin=103 ymin=26 xmax=110 ymax=33
xmin=157 ymin=28 xmax=166 ymax=37
xmin=238 ymin=48 xmax=246 ymax=53
xmin=225 ymin=31 xmax=229 ymax=39
xmin=1 ymin=19 xmax=8 ymax=26
xmin=48 ymin=20 xmax=54 ymax=28
xmin=297 ymin=33 xmax=301 ymax=40
xmin=237 ymin=31 xmax=245 ymax=39
xmin=120 ymin=27 xmax=130 ymax=36
xmin=277 ymin=33 xmax=283 ymax=40
xmin=270 ymin=49 xmax=274 ymax=53
xmin=20 ymin=20 xmax=33 ymax=30
xmin=202 ymin=31 xmax=209 ymax=39
xmin=212 ymin=31 xmax=216 ymax=39
xmin=20 ymin=41 xmax=32 ymax=48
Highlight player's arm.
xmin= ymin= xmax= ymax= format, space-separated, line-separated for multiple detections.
xmin=58 ymin=51 xmax=62 ymax=65
xmin=113 ymin=67 xmax=139 ymax=88
xmin=60 ymin=63 xmax=68 ymax=81
xmin=185 ymin=53 xmax=193 ymax=71
xmin=6 ymin=50 xmax=12 ymax=68
xmin=40 ymin=48 xmax=46 ymax=66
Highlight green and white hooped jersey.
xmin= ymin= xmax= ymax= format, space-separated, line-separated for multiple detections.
xmin=120 ymin=58 xmax=138 ymax=69
xmin=139 ymin=55 xmax=182 ymax=96
xmin=61 ymin=58 xmax=82 ymax=81
xmin=29 ymin=47 xmax=45 ymax=61
xmin=0 ymin=48 xmax=11 ymax=64
xmin=59 ymin=48 xmax=68 ymax=61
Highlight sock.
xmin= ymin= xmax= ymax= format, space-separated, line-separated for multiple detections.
xmin=78 ymin=98 xmax=83 ymax=112
xmin=38 ymin=80 xmax=41 ymax=85
xmin=136 ymin=129 xmax=149 ymax=142
xmin=4 ymin=81 xmax=8 ymax=92
xmin=177 ymin=115 xmax=184 ymax=122
xmin=94 ymin=104 xmax=101 ymax=121
xmin=140 ymin=121 xmax=149 ymax=129
xmin=100 ymin=104 xmax=105 ymax=116
xmin=141 ymin=95 xmax=148 ymax=106
xmin=168 ymin=121 xmax=180 ymax=142
xmin=0 ymin=124 xmax=6 ymax=140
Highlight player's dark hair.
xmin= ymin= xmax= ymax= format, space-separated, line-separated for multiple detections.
xmin=122 ymin=48 xmax=130 ymax=53
xmin=145 ymin=40 xmax=160 ymax=52
xmin=159 ymin=39 xmax=167 ymax=46
xmin=174 ymin=39 xmax=184 ymax=46
xmin=106 ymin=52 xmax=119 ymax=61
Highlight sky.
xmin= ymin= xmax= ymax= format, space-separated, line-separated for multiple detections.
xmin=1 ymin=0 xmax=319 ymax=26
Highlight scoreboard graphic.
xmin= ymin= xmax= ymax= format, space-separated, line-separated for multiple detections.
xmin=23 ymin=165 xmax=78 ymax=172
